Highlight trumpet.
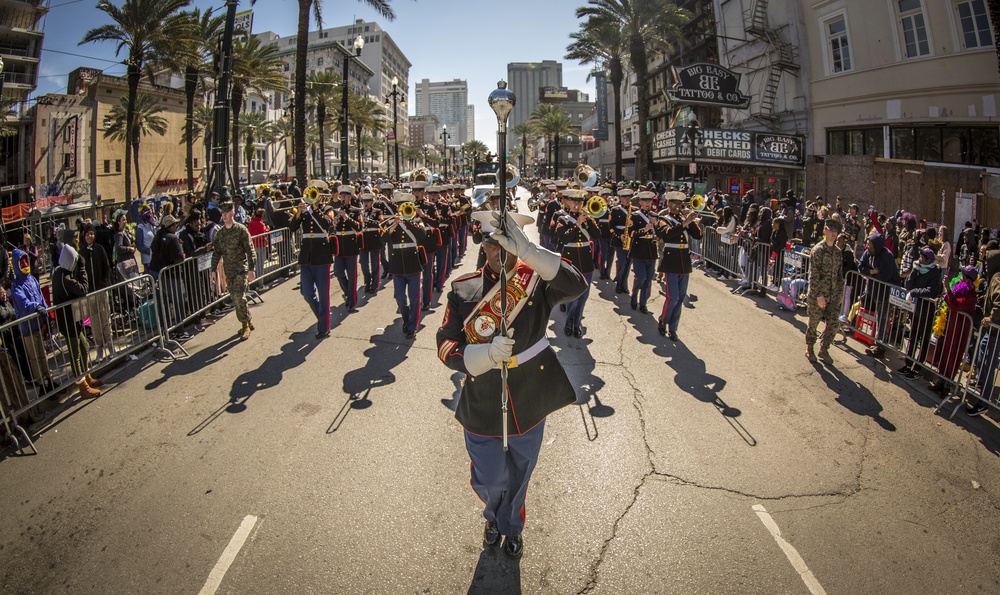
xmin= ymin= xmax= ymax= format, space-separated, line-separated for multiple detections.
xmin=575 ymin=164 xmax=598 ymax=187
xmin=585 ymin=196 xmax=608 ymax=219
xmin=497 ymin=164 xmax=520 ymax=189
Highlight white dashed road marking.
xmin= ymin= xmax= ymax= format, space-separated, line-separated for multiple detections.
xmin=752 ymin=504 xmax=827 ymax=595
xmin=199 ymin=515 xmax=258 ymax=595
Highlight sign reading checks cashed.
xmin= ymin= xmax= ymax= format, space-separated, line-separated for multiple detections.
xmin=653 ymin=127 xmax=804 ymax=167
xmin=667 ymin=63 xmax=751 ymax=109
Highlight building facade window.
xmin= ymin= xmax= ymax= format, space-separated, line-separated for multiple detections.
xmin=890 ymin=126 xmax=1000 ymax=166
xmin=898 ymin=0 xmax=930 ymax=57
xmin=103 ymin=159 xmax=110 ymax=173
xmin=956 ymin=0 xmax=994 ymax=49
xmin=827 ymin=127 xmax=884 ymax=157
xmin=825 ymin=16 xmax=852 ymax=73
xmin=115 ymin=159 xmax=122 ymax=173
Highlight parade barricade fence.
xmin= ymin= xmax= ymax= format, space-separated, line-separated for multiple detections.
xmin=843 ymin=270 xmax=977 ymax=402
xmin=251 ymin=227 xmax=298 ymax=286
xmin=950 ymin=321 xmax=1000 ymax=419
xmin=699 ymin=226 xmax=752 ymax=280
xmin=779 ymin=248 xmax=811 ymax=307
xmin=0 ymin=274 xmax=163 ymax=454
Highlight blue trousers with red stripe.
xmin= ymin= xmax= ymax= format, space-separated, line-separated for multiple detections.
xmin=360 ymin=249 xmax=380 ymax=288
xmin=393 ymin=273 xmax=421 ymax=333
xmin=631 ymin=259 xmax=655 ymax=308
xmin=464 ymin=420 xmax=546 ymax=537
xmin=660 ymin=272 xmax=690 ymax=333
xmin=422 ymin=252 xmax=436 ymax=305
xmin=300 ymin=264 xmax=331 ymax=333
xmin=334 ymin=255 xmax=358 ymax=308
xmin=435 ymin=244 xmax=450 ymax=290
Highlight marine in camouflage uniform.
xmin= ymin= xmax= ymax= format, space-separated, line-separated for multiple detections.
xmin=211 ymin=202 xmax=257 ymax=340
xmin=806 ymin=218 xmax=844 ymax=363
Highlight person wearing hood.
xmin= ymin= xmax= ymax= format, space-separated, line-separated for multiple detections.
xmin=748 ymin=207 xmax=773 ymax=296
xmin=52 ymin=245 xmax=102 ymax=399
xmin=897 ymin=248 xmax=943 ymax=378
xmin=858 ymin=232 xmax=902 ymax=358
xmin=135 ymin=207 xmax=156 ymax=273
xmin=79 ymin=222 xmax=115 ymax=362
xmin=10 ymin=249 xmax=54 ymax=393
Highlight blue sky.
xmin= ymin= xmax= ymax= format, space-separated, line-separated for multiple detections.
xmin=36 ymin=0 xmax=598 ymax=151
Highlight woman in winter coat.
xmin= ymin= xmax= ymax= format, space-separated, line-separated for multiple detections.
xmin=771 ymin=215 xmax=789 ymax=287
xmin=79 ymin=222 xmax=114 ymax=362
xmin=51 ymin=245 xmax=101 ymax=398
xmin=112 ymin=210 xmax=136 ymax=269
xmin=135 ymin=208 xmax=156 ymax=274
xmin=897 ymin=247 xmax=943 ymax=378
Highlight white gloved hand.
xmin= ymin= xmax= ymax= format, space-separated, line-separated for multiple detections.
xmin=489 ymin=212 xmax=562 ymax=281
xmin=463 ymin=332 xmax=516 ymax=376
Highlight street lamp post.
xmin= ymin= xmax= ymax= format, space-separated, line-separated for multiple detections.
xmin=384 ymin=75 xmax=405 ymax=180
xmin=340 ymin=34 xmax=364 ymax=183
xmin=680 ymin=120 xmax=705 ymax=189
xmin=439 ymin=124 xmax=450 ymax=179
xmin=0 ymin=56 xmax=5 ymax=101
xmin=206 ymin=0 xmax=242 ymax=203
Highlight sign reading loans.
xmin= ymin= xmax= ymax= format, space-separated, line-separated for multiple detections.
xmin=667 ymin=63 xmax=751 ymax=109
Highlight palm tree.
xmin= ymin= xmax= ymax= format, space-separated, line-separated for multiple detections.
xmin=182 ymin=102 xmax=215 ymax=178
xmin=159 ymin=7 xmax=224 ymax=192
xmin=230 ymin=35 xmax=286 ymax=186
xmin=463 ymin=139 xmax=488 ymax=175
xmin=81 ymin=0 xmax=194 ymax=203
xmin=566 ymin=17 xmax=627 ymax=181
xmin=0 ymin=98 xmax=18 ymax=137
xmin=530 ymin=104 xmax=575 ymax=178
xmin=577 ymin=0 xmax=689 ymax=180
xmin=294 ymin=0 xmax=396 ymax=187
xmin=305 ymin=71 xmax=340 ymax=180
xmin=270 ymin=115 xmax=293 ymax=177
xmin=257 ymin=119 xmax=282 ymax=178
xmin=510 ymin=122 xmax=535 ymax=175
xmin=402 ymin=145 xmax=423 ymax=170
xmin=349 ymin=93 xmax=384 ymax=177
xmin=103 ymin=92 xmax=168 ymax=197
xmin=238 ymin=110 xmax=268 ymax=181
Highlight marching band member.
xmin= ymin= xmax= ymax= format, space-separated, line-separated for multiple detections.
xmin=412 ymin=181 xmax=438 ymax=311
xmin=655 ymin=191 xmax=703 ymax=341
xmin=436 ymin=210 xmax=586 ymax=558
xmin=453 ymin=185 xmax=472 ymax=259
xmin=386 ymin=193 xmax=429 ymax=339
xmin=333 ymin=185 xmax=363 ymax=313
xmin=610 ymin=188 xmax=634 ymax=294
xmin=594 ymin=187 xmax=613 ymax=280
xmin=539 ymin=180 xmax=566 ymax=250
xmin=427 ymin=186 xmax=454 ymax=290
xmin=288 ymin=190 xmax=335 ymax=339
xmin=628 ymin=191 xmax=659 ymax=313
xmin=360 ymin=190 xmax=384 ymax=294
xmin=552 ymin=189 xmax=601 ymax=338
xmin=378 ymin=182 xmax=396 ymax=278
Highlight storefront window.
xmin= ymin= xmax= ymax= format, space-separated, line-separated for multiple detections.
xmin=828 ymin=127 xmax=883 ymax=156
xmin=891 ymin=126 xmax=999 ymax=165
xmin=891 ymin=128 xmax=915 ymax=159
xmin=914 ymin=128 xmax=942 ymax=161
xmin=969 ymin=127 xmax=1000 ymax=166
xmin=864 ymin=128 xmax=884 ymax=157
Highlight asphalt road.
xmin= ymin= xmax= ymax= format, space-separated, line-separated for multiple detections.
xmin=2 ymin=190 xmax=999 ymax=594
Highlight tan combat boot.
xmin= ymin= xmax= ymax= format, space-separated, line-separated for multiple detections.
xmin=85 ymin=374 xmax=102 ymax=388
xmin=239 ymin=321 xmax=251 ymax=341
xmin=77 ymin=380 xmax=101 ymax=399
xmin=806 ymin=344 xmax=817 ymax=363
xmin=248 ymin=320 xmax=255 ymax=332
xmin=818 ymin=346 xmax=834 ymax=364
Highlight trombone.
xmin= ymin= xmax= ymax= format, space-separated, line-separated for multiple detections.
xmin=682 ymin=194 xmax=718 ymax=219
xmin=585 ymin=195 xmax=608 ymax=219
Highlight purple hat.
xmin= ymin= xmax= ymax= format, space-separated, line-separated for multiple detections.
xmin=920 ymin=247 xmax=935 ymax=261
xmin=961 ymin=265 xmax=979 ymax=279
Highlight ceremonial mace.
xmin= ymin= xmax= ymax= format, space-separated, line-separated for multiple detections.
xmin=488 ymin=81 xmax=515 ymax=451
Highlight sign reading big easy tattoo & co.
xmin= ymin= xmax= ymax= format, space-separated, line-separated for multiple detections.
xmin=667 ymin=63 xmax=751 ymax=109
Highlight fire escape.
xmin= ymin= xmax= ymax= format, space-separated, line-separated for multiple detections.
xmin=745 ymin=0 xmax=799 ymax=123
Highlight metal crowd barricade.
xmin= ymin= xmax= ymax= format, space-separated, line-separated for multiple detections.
xmin=779 ymin=248 xmax=811 ymax=306
xmin=699 ymin=226 xmax=749 ymax=279
xmin=842 ymin=270 xmax=977 ymax=403
xmin=251 ymin=227 xmax=298 ymax=284
xmin=948 ymin=321 xmax=1000 ymax=419
xmin=0 ymin=274 xmax=163 ymax=454
xmin=156 ymin=253 xmax=227 ymax=356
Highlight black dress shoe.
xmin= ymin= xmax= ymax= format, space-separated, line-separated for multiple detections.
xmin=639 ymin=305 xmax=649 ymax=314
xmin=630 ymin=298 xmax=637 ymax=311
xmin=573 ymin=327 xmax=583 ymax=339
xmin=564 ymin=323 xmax=573 ymax=337
xmin=503 ymin=534 xmax=523 ymax=558
xmin=657 ymin=323 xmax=666 ymax=336
xmin=615 ymin=285 xmax=625 ymax=294
xmin=347 ymin=307 xmax=358 ymax=313
xmin=667 ymin=331 xmax=679 ymax=342
xmin=421 ymin=305 xmax=431 ymax=312
xmin=405 ymin=331 xmax=416 ymax=340
xmin=483 ymin=522 xmax=500 ymax=547
xmin=316 ymin=330 xmax=330 ymax=339
xmin=381 ymin=271 xmax=389 ymax=279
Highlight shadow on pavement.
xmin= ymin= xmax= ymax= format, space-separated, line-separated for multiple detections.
xmin=814 ymin=361 xmax=897 ymax=431
xmin=327 ymin=334 xmax=413 ymax=433
xmin=145 ymin=334 xmax=243 ymax=391
xmin=441 ymin=371 xmax=465 ymax=412
xmin=467 ymin=547 xmax=521 ymax=595
xmin=187 ymin=331 xmax=318 ymax=436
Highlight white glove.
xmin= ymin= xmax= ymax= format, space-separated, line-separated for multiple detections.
xmin=463 ymin=333 xmax=515 ymax=376
xmin=489 ymin=212 xmax=561 ymax=281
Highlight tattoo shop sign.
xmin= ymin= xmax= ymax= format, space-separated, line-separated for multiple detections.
xmin=667 ymin=63 xmax=751 ymax=109
xmin=653 ymin=128 xmax=805 ymax=167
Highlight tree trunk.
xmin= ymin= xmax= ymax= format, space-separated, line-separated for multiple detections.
xmin=554 ymin=135 xmax=561 ymax=179
xmin=356 ymin=124 xmax=363 ymax=178
xmin=184 ymin=66 xmax=198 ymax=193
xmin=133 ymin=135 xmax=142 ymax=198
xmin=318 ymin=102 xmax=327 ymax=180
xmin=630 ymin=35 xmax=650 ymax=181
xmin=611 ymin=60 xmax=625 ymax=182
xmin=231 ymin=87 xmax=243 ymax=189
xmin=294 ymin=0 xmax=311 ymax=183
xmin=124 ymin=55 xmax=141 ymax=203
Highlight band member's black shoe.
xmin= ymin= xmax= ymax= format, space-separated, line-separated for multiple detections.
xmin=503 ymin=534 xmax=523 ymax=558
xmin=639 ymin=305 xmax=649 ymax=314
xmin=483 ymin=522 xmax=500 ymax=547
xmin=421 ymin=305 xmax=431 ymax=312
xmin=615 ymin=285 xmax=625 ymax=294
xmin=381 ymin=271 xmax=389 ymax=279
xmin=667 ymin=331 xmax=679 ymax=342
xmin=573 ymin=326 xmax=583 ymax=339
xmin=347 ymin=307 xmax=358 ymax=313
xmin=405 ymin=331 xmax=416 ymax=340
xmin=564 ymin=323 xmax=573 ymax=337
xmin=657 ymin=323 xmax=666 ymax=336
xmin=316 ymin=330 xmax=330 ymax=339
xmin=630 ymin=297 xmax=638 ymax=311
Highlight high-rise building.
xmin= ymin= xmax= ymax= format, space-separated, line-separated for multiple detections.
xmin=506 ymin=60 xmax=562 ymax=148
xmin=408 ymin=114 xmax=439 ymax=148
xmin=466 ymin=105 xmax=475 ymax=143
xmin=413 ymin=78 xmax=471 ymax=143
xmin=1 ymin=0 xmax=47 ymax=209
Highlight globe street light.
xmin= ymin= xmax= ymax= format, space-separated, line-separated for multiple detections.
xmin=439 ymin=124 xmax=451 ymax=179
xmin=340 ymin=34 xmax=364 ymax=182
xmin=384 ymin=75 xmax=405 ymax=180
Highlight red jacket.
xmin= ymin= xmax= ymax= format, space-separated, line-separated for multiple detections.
xmin=248 ymin=217 xmax=269 ymax=248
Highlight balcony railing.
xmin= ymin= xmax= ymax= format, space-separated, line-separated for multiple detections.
xmin=1 ymin=71 xmax=35 ymax=85
xmin=0 ymin=45 xmax=33 ymax=58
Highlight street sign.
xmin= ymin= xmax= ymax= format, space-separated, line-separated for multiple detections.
xmin=889 ymin=287 xmax=915 ymax=313
xmin=387 ymin=130 xmax=395 ymax=141
xmin=234 ymin=9 xmax=253 ymax=37
xmin=667 ymin=63 xmax=751 ymax=109
xmin=689 ymin=162 xmax=697 ymax=175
